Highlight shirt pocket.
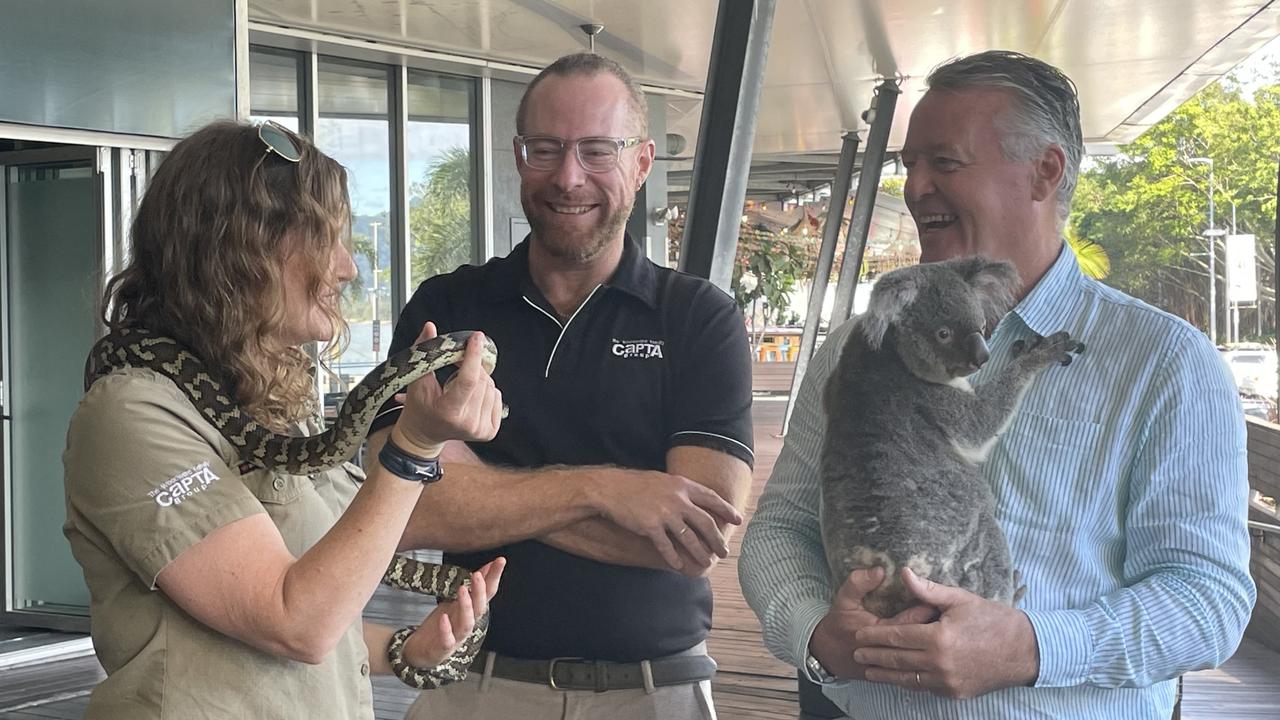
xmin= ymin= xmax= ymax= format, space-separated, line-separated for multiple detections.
xmin=240 ymin=467 xmax=308 ymax=506
xmin=992 ymin=411 xmax=1105 ymax=533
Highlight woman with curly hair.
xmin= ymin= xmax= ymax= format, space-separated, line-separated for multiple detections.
xmin=62 ymin=120 xmax=505 ymax=719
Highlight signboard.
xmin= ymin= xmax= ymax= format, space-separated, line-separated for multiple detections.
xmin=1225 ymin=234 xmax=1257 ymax=304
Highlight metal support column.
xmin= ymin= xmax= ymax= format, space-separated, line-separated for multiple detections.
xmin=782 ymin=131 xmax=860 ymax=435
xmin=1273 ymin=157 xmax=1279 ymax=409
xmin=831 ymin=80 xmax=900 ymax=322
xmin=389 ymin=64 xmax=409 ymax=317
xmin=677 ymin=0 xmax=776 ymax=292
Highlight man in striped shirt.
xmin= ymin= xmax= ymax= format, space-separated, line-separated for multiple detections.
xmin=739 ymin=50 xmax=1257 ymax=719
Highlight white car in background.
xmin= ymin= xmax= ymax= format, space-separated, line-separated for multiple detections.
xmin=1219 ymin=344 xmax=1278 ymax=419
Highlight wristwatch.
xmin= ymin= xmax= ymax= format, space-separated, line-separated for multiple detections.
xmin=378 ymin=435 xmax=444 ymax=484
xmin=805 ymin=650 xmax=836 ymax=683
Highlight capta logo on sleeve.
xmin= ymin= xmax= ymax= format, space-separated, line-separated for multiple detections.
xmin=611 ymin=338 xmax=665 ymax=359
xmin=149 ymin=461 xmax=221 ymax=507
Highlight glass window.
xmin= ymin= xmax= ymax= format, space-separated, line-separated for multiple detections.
xmin=316 ymin=57 xmax=391 ymax=393
xmin=407 ymin=70 xmax=476 ymax=286
xmin=249 ymin=48 xmax=301 ymax=131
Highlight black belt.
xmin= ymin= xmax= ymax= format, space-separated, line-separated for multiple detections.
xmin=470 ymin=652 xmax=718 ymax=692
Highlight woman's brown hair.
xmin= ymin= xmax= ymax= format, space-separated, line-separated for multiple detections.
xmin=104 ymin=121 xmax=351 ymax=429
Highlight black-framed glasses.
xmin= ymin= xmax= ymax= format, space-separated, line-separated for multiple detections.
xmin=515 ymin=135 xmax=645 ymax=173
xmin=258 ymin=120 xmax=302 ymax=163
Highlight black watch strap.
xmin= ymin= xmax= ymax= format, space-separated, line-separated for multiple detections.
xmin=378 ymin=435 xmax=444 ymax=484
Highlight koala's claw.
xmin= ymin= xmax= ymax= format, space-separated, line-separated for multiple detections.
xmin=1057 ymin=338 xmax=1086 ymax=366
xmin=1014 ymin=331 xmax=1080 ymax=367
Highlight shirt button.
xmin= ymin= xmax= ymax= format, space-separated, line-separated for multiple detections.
xmin=360 ymin=662 xmax=370 ymax=677
xmin=272 ymin=477 xmax=285 ymax=491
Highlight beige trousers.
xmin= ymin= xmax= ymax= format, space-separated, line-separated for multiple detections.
xmin=403 ymin=644 xmax=717 ymax=720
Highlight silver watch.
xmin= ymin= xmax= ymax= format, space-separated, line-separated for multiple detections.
xmin=805 ymin=650 xmax=836 ymax=683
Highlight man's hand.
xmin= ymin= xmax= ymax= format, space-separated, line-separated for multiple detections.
xmin=853 ymin=568 xmax=1040 ymax=699
xmin=809 ymin=568 xmax=937 ymax=679
xmin=586 ymin=468 xmax=743 ymax=573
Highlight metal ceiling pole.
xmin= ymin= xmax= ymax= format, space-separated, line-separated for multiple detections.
xmin=782 ymin=131 xmax=860 ymax=435
xmin=677 ymin=0 xmax=776 ymax=293
xmin=831 ymin=79 xmax=900 ymax=322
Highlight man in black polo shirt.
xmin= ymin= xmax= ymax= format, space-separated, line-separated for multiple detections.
xmin=368 ymin=53 xmax=754 ymax=720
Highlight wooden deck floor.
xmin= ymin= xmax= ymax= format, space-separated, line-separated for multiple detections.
xmin=2 ymin=369 xmax=1279 ymax=718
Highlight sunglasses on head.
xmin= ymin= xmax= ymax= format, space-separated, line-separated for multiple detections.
xmin=257 ymin=120 xmax=302 ymax=163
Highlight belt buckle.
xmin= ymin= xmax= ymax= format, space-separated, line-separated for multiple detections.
xmin=547 ymin=656 xmax=583 ymax=691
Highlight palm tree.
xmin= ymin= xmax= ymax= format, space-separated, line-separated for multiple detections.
xmin=1066 ymin=227 xmax=1111 ymax=280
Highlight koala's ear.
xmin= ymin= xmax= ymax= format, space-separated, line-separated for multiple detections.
xmin=860 ymin=268 xmax=920 ymax=351
xmin=950 ymin=256 xmax=1021 ymax=329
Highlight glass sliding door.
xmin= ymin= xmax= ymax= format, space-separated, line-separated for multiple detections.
xmin=1 ymin=149 xmax=102 ymax=628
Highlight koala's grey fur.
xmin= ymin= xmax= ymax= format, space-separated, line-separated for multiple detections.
xmin=819 ymin=255 xmax=1081 ymax=618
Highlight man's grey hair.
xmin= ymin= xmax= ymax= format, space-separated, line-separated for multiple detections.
xmin=516 ymin=53 xmax=648 ymax=138
xmin=927 ymin=50 xmax=1084 ymax=228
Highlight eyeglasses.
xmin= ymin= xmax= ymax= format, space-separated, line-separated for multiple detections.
xmin=258 ymin=120 xmax=302 ymax=163
xmin=515 ymin=135 xmax=645 ymax=173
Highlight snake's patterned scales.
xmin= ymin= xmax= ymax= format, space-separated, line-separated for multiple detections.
xmin=84 ymin=326 xmax=499 ymax=689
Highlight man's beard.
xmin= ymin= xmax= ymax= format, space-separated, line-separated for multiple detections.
xmin=522 ymin=192 xmax=633 ymax=263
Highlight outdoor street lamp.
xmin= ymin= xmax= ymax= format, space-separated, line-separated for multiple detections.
xmin=1203 ymin=227 xmax=1228 ymax=347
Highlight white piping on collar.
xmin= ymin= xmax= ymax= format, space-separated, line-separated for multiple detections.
xmin=523 ymin=284 xmax=603 ymax=378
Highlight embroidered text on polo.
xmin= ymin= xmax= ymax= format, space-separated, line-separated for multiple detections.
xmin=149 ymin=461 xmax=220 ymax=507
xmin=611 ymin=338 xmax=665 ymax=359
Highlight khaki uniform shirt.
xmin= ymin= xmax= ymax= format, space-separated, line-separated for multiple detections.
xmin=63 ymin=367 xmax=374 ymax=720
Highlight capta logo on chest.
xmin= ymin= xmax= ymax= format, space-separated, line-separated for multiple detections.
xmin=611 ymin=338 xmax=665 ymax=359
xmin=148 ymin=461 xmax=221 ymax=507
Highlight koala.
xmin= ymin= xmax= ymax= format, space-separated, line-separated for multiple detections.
xmin=819 ymin=255 xmax=1082 ymax=618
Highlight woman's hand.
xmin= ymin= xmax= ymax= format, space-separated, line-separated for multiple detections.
xmin=402 ymin=557 xmax=506 ymax=668
xmin=392 ymin=322 xmax=503 ymax=456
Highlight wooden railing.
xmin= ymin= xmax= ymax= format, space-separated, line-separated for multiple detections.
xmin=1244 ymin=417 xmax=1280 ymax=652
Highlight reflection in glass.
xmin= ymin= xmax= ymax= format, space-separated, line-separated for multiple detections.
xmin=407 ymin=71 xmax=475 ymax=287
xmin=317 ymin=58 xmax=390 ymax=391
xmin=249 ymin=48 xmax=301 ymax=129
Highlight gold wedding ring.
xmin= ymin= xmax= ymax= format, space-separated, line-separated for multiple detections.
xmin=678 ymin=527 xmax=689 ymax=535
xmin=914 ymin=671 xmax=922 ymax=686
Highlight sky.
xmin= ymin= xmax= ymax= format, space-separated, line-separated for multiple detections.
xmin=1234 ymin=35 xmax=1280 ymax=94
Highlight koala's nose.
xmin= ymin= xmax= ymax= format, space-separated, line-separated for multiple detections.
xmin=963 ymin=332 xmax=990 ymax=369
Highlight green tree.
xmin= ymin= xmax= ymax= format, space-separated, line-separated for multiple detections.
xmin=1071 ymin=72 xmax=1280 ymax=340
xmin=410 ymin=146 xmax=473 ymax=283
xmin=666 ymin=217 xmax=814 ymax=334
xmin=732 ymin=228 xmax=813 ymax=327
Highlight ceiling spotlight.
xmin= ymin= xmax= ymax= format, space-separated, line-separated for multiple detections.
xmin=580 ymin=23 xmax=605 ymax=53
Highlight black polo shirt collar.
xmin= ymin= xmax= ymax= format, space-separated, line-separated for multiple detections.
xmin=481 ymin=234 xmax=658 ymax=308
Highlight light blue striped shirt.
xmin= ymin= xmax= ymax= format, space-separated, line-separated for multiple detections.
xmin=739 ymin=246 xmax=1256 ymax=719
